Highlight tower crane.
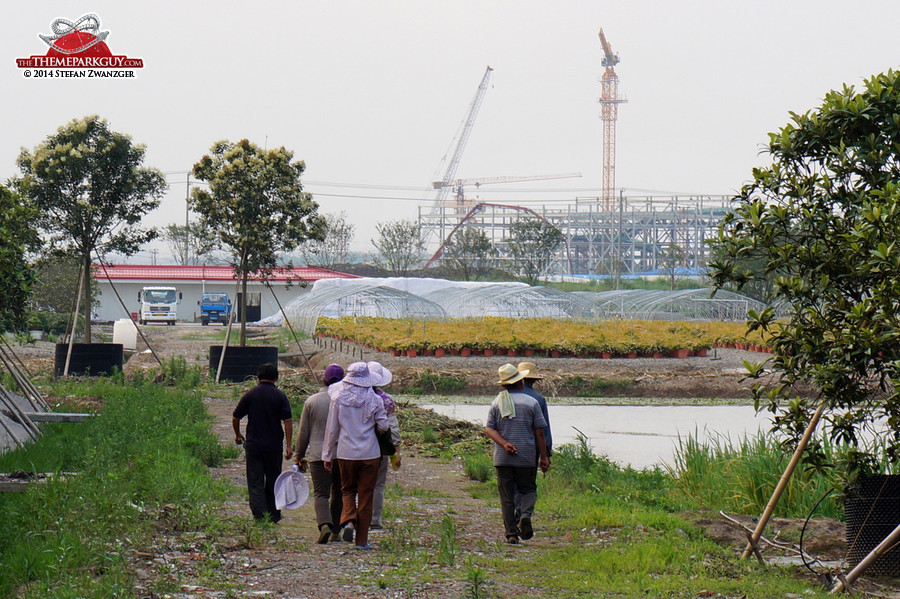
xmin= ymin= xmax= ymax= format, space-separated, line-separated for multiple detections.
xmin=431 ymin=66 xmax=493 ymax=214
xmin=598 ymin=28 xmax=626 ymax=212
xmin=433 ymin=172 xmax=582 ymax=210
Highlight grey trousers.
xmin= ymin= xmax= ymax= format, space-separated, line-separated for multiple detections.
xmin=371 ymin=456 xmax=389 ymax=525
xmin=308 ymin=460 xmax=342 ymax=532
xmin=496 ymin=466 xmax=537 ymax=537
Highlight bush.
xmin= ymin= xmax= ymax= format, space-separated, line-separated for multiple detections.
xmin=464 ymin=453 xmax=494 ymax=483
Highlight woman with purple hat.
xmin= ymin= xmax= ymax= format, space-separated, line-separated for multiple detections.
xmin=323 ymin=361 xmax=389 ymax=550
xmin=367 ymin=361 xmax=402 ymax=530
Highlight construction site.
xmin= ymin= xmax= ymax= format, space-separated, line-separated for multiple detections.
xmin=419 ymin=30 xmax=731 ymax=277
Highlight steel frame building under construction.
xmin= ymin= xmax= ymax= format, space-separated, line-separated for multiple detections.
xmin=419 ymin=193 xmax=732 ymax=277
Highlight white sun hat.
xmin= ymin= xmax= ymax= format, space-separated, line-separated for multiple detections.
xmin=274 ymin=465 xmax=309 ymax=510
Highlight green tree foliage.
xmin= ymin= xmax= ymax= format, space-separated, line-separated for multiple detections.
xmin=300 ymin=211 xmax=355 ymax=269
xmin=710 ymin=70 xmax=900 ymax=473
xmin=659 ymin=243 xmax=687 ymax=290
xmin=505 ymin=218 xmax=563 ymax=286
xmin=441 ymin=226 xmax=496 ymax=281
xmin=190 ymin=139 xmax=324 ymax=345
xmin=0 ymin=185 xmax=39 ymax=332
xmin=16 ymin=115 xmax=166 ymax=343
xmin=372 ymin=219 xmax=426 ymax=277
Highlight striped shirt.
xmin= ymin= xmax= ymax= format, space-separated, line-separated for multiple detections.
xmin=486 ymin=392 xmax=547 ymax=467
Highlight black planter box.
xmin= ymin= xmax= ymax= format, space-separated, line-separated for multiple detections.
xmin=54 ymin=343 xmax=124 ymax=377
xmin=209 ymin=345 xmax=278 ymax=382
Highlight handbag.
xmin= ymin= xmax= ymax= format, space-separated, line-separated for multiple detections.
xmin=377 ymin=427 xmax=396 ymax=456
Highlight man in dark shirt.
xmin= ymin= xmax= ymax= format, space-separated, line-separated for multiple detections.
xmin=232 ymin=363 xmax=293 ymax=523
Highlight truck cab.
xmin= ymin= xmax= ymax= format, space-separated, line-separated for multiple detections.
xmin=199 ymin=292 xmax=232 ymax=326
xmin=138 ymin=287 xmax=181 ymax=326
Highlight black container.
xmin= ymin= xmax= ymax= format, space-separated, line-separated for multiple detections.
xmin=208 ymin=345 xmax=278 ymax=382
xmin=845 ymin=474 xmax=900 ymax=576
xmin=54 ymin=343 xmax=124 ymax=377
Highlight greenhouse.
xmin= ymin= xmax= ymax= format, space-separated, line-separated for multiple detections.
xmin=280 ymin=278 xmax=770 ymax=334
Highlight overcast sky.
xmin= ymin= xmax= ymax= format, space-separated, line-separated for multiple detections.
xmin=4 ymin=2 xmax=898 ymax=261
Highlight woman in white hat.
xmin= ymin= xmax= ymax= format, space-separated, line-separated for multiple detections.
xmin=367 ymin=361 xmax=402 ymax=530
xmin=323 ymin=361 xmax=389 ymax=550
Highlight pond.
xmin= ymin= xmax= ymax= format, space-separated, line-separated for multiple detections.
xmin=422 ymin=404 xmax=774 ymax=470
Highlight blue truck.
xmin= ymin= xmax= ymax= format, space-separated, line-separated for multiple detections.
xmin=199 ymin=292 xmax=232 ymax=326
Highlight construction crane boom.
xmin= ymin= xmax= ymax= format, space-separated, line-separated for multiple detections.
xmin=432 ymin=172 xmax=582 ymax=208
xmin=598 ymin=28 xmax=619 ymax=67
xmin=432 ymin=66 xmax=494 ymax=211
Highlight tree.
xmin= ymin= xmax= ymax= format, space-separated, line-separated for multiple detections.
xmin=161 ymin=222 xmax=220 ymax=265
xmin=16 ymin=115 xmax=166 ymax=343
xmin=505 ymin=218 xmax=563 ymax=286
xmin=300 ymin=211 xmax=355 ymax=269
xmin=659 ymin=243 xmax=687 ymax=290
xmin=709 ymin=70 xmax=900 ymax=473
xmin=0 ymin=185 xmax=39 ymax=332
xmin=30 ymin=254 xmax=97 ymax=314
xmin=372 ymin=219 xmax=426 ymax=277
xmin=442 ymin=226 xmax=496 ymax=281
xmin=191 ymin=139 xmax=324 ymax=345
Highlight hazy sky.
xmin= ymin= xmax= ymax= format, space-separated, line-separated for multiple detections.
xmin=4 ymin=2 xmax=898 ymax=261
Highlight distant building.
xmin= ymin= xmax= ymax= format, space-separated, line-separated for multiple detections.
xmin=92 ymin=264 xmax=358 ymax=323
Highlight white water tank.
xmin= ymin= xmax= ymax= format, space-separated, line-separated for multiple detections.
xmin=112 ymin=318 xmax=138 ymax=350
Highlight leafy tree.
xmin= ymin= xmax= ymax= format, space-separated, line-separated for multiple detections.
xmin=16 ymin=115 xmax=166 ymax=343
xmin=372 ymin=219 xmax=426 ymax=277
xmin=30 ymin=254 xmax=97 ymax=314
xmin=710 ymin=70 xmax=900 ymax=473
xmin=161 ymin=222 xmax=220 ymax=265
xmin=442 ymin=226 xmax=496 ymax=281
xmin=191 ymin=139 xmax=324 ymax=345
xmin=0 ymin=185 xmax=39 ymax=332
xmin=300 ymin=211 xmax=355 ymax=269
xmin=505 ymin=218 xmax=563 ymax=286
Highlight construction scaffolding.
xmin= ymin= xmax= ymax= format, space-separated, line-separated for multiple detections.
xmin=419 ymin=193 xmax=732 ymax=276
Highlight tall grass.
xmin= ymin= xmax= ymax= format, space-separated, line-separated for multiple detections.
xmin=668 ymin=430 xmax=845 ymax=519
xmin=0 ymin=379 xmax=231 ymax=597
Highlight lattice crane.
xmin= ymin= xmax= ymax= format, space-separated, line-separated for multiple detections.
xmin=431 ymin=66 xmax=494 ymax=213
xmin=433 ymin=172 xmax=582 ymax=210
xmin=598 ymin=28 xmax=626 ymax=211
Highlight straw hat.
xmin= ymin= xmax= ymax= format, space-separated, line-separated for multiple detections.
xmin=497 ymin=363 xmax=528 ymax=385
xmin=366 ymin=361 xmax=393 ymax=386
xmin=342 ymin=361 xmax=380 ymax=387
xmin=274 ymin=467 xmax=309 ymax=510
xmin=517 ymin=361 xmax=543 ymax=380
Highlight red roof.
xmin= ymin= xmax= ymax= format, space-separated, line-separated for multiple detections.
xmin=93 ymin=264 xmax=359 ymax=282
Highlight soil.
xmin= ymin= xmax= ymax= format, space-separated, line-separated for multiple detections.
xmin=8 ymin=325 xmax=888 ymax=597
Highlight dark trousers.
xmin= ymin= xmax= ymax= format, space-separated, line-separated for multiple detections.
xmin=338 ymin=457 xmax=381 ymax=547
xmin=309 ymin=459 xmax=343 ymax=532
xmin=246 ymin=448 xmax=283 ymax=523
xmin=496 ymin=466 xmax=537 ymax=538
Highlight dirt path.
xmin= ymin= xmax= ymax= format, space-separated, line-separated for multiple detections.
xmin=181 ymin=396 xmax=529 ymax=599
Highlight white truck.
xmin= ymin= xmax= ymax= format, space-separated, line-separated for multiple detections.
xmin=137 ymin=286 xmax=182 ymax=325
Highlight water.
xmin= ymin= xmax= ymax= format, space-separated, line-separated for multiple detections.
xmin=422 ymin=404 xmax=773 ymax=470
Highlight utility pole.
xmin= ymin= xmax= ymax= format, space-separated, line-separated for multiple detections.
xmin=185 ymin=172 xmax=191 ymax=265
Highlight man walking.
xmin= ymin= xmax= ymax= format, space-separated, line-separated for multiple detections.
xmin=232 ymin=363 xmax=293 ymax=523
xmin=294 ymin=363 xmax=345 ymax=543
xmin=485 ymin=363 xmax=550 ymax=544
xmin=515 ymin=361 xmax=552 ymax=525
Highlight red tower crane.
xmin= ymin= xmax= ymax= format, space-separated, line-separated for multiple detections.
xmin=598 ymin=28 xmax=626 ymax=212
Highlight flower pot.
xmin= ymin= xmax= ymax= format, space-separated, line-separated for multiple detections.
xmin=434 ymin=348 xmax=446 ymax=358
xmin=449 ymin=348 xmax=460 ymax=356
xmin=652 ymin=352 xmax=665 ymax=359
xmin=209 ymin=345 xmax=278 ymax=382
xmin=550 ymin=350 xmax=561 ymax=358
xmin=601 ymin=352 xmax=612 ymax=359
xmin=483 ymin=348 xmax=495 ymax=357
xmin=695 ymin=348 xmax=708 ymax=358
xmin=626 ymin=351 xmax=638 ymax=359
xmin=54 ymin=342 xmax=123 ymax=377
xmin=845 ymin=475 xmax=900 ymax=575
xmin=460 ymin=347 xmax=472 ymax=357
xmin=423 ymin=348 xmax=434 ymax=356
xmin=391 ymin=349 xmax=401 ymax=357
xmin=507 ymin=349 xmax=518 ymax=357
xmin=406 ymin=348 xmax=418 ymax=358
xmin=523 ymin=348 xmax=535 ymax=357
xmin=673 ymin=348 xmax=690 ymax=359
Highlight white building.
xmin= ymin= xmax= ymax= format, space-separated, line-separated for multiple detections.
xmin=93 ymin=264 xmax=357 ymax=323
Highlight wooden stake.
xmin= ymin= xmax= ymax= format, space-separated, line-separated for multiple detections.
xmin=831 ymin=522 xmax=900 ymax=593
xmin=742 ymin=399 xmax=826 ymax=559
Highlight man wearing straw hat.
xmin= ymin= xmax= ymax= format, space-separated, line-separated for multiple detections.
xmin=515 ymin=361 xmax=552 ymax=528
xmin=485 ymin=363 xmax=550 ymax=544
